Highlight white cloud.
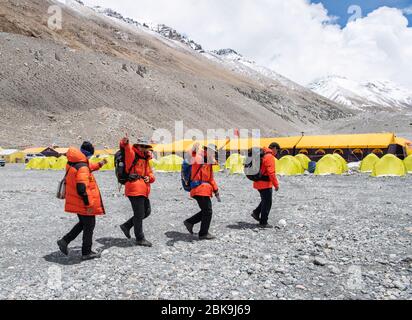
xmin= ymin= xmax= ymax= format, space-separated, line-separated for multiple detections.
xmin=81 ymin=0 xmax=412 ymax=89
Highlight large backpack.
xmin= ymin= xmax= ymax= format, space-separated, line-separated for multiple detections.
xmin=244 ymin=148 xmax=271 ymax=182
xmin=181 ymin=159 xmax=204 ymax=192
xmin=114 ymin=149 xmax=141 ymax=185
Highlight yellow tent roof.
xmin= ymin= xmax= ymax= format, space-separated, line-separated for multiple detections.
xmin=296 ymin=133 xmax=396 ymax=149
xmin=22 ymin=147 xmax=47 ymax=154
xmin=259 ymin=137 xmax=303 ymax=149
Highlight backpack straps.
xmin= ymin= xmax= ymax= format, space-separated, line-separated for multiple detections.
xmin=67 ymin=162 xmax=89 ymax=171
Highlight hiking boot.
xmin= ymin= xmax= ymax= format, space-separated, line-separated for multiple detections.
xmin=57 ymin=239 xmax=68 ymax=256
xmin=251 ymin=212 xmax=260 ymax=222
xmin=199 ymin=233 xmax=216 ymax=241
xmin=136 ymin=238 xmax=153 ymax=247
xmin=259 ymin=224 xmax=274 ymax=229
xmin=184 ymin=221 xmax=194 ymax=234
xmin=81 ymin=251 xmax=101 ymax=261
xmin=120 ymin=224 xmax=131 ymax=239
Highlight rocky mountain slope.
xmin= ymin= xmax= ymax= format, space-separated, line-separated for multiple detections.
xmin=1 ymin=0 xmax=352 ymax=148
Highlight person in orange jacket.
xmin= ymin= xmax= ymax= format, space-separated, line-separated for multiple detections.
xmin=251 ymin=142 xmax=280 ymax=228
xmin=119 ymin=137 xmax=156 ymax=247
xmin=57 ymin=142 xmax=107 ymax=261
xmin=183 ymin=143 xmax=220 ymax=240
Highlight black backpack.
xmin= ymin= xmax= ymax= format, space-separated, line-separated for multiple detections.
xmin=115 ymin=149 xmax=142 ymax=185
xmin=244 ymin=148 xmax=270 ymax=182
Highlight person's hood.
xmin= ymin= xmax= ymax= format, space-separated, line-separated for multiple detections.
xmin=66 ymin=147 xmax=88 ymax=163
xmin=263 ymin=147 xmax=275 ymax=156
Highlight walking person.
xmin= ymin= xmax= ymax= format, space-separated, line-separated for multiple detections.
xmin=183 ymin=143 xmax=220 ymax=240
xmin=57 ymin=142 xmax=107 ymax=261
xmin=119 ymin=136 xmax=155 ymax=247
xmin=251 ymin=142 xmax=280 ymax=228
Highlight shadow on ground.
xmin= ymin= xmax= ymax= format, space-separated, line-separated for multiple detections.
xmin=43 ymin=247 xmax=83 ymax=266
xmin=96 ymin=237 xmax=136 ymax=250
xmin=226 ymin=221 xmax=261 ymax=230
xmin=165 ymin=231 xmax=196 ymax=246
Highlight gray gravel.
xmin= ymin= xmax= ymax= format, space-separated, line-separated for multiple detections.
xmin=0 ymin=165 xmax=411 ymax=300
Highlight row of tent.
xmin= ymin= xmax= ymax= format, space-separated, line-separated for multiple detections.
xmin=24 ymin=152 xmax=412 ymax=177
xmin=25 ymin=156 xmax=116 ymax=171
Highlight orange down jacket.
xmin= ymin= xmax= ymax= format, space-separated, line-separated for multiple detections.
xmin=120 ymin=140 xmax=155 ymax=198
xmin=64 ymin=147 xmax=105 ymax=216
xmin=253 ymin=148 xmax=280 ymax=190
xmin=189 ymin=149 xmax=219 ymax=198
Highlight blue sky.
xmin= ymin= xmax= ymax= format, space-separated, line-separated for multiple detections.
xmin=310 ymin=0 xmax=412 ymax=26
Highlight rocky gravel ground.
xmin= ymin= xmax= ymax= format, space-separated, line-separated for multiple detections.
xmin=0 ymin=165 xmax=411 ymax=300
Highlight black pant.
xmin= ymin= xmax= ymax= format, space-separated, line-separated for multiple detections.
xmin=123 ymin=196 xmax=151 ymax=241
xmin=186 ymin=196 xmax=213 ymax=237
xmin=253 ymin=188 xmax=273 ymax=225
xmin=63 ymin=215 xmax=96 ymax=256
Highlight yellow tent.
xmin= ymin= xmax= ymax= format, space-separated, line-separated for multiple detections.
xmin=25 ymin=157 xmax=53 ymax=170
xmin=156 ymin=155 xmax=184 ymax=172
xmin=404 ymin=155 xmax=412 ymax=173
xmin=332 ymin=154 xmax=348 ymax=172
xmin=371 ymin=154 xmax=406 ymax=177
xmin=294 ymin=154 xmax=311 ymax=170
xmin=360 ymin=153 xmax=380 ymax=173
xmin=277 ymin=156 xmax=304 ymax=176
xmin=315 ymin=154 xmax=344 ymax=175
xmin=51 ymin=156 xmax=68 ymax=170
xmin=225 ymin=154 xmax=245 ymax=174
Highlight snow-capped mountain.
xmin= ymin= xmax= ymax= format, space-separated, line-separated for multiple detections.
xmin=308 ymin=76 xmax=412 ymax=111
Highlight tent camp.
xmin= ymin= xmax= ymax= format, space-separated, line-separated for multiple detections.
xmin=156 ymin=155 xmax=184 ymax=172
xmin=359 ymin=153 xmax=380 ymax=173
xmin=371 ymin=154 xmax=406 ymax=177
xmin=404 ymin=155 xmax=412 ymax=173
xmin=315 ymin=154 xmax=344 ymax=175
xmin=225 ymin=154 xmax=245 ymax=174
xmin=277 ymin=156 xmax=304 ymax=176
xmin=294 ymin=154 xmax=311 ymax=170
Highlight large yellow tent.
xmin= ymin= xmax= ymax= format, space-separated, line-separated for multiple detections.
xmin=371 ymin=154 xmax=406 ymax=177
xmin=225 ymin=154 xmax=245 ymax=174
xmin=315 ymin=154 xmax=344 ymax=175
xmin=277 ymin=156 xmax=304 ymax=176
xmin=25 ymin=157 xmax=53 ymax=170
xmin=296 ymin=133 xmax=396 ymax=150
xmin=294 ymin=154 xmax=311 ymax=170
xmin=404 ymin=155 xmax=412 ymax=173
xmin=360 ymin=153 xmax=380 ymax=173
xmin=156 ymin=155 xmax=184 ymax=172
xmin=333 ymin=154 xmax=348 ymax=172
